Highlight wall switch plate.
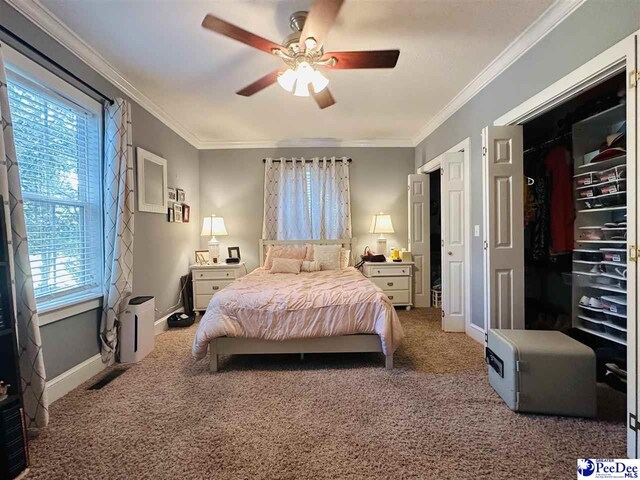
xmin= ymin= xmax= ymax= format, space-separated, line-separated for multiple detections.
xmin=474 ymin=225 xmax=480 ymax=237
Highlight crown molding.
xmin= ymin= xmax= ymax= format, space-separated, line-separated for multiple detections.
xmin=6 ymin=0 xmax=202 ymax=147
xmin=197 ymin=138 xmax=415 ymax=150
xmin=411 ymin=0 xmax=587 ymax=147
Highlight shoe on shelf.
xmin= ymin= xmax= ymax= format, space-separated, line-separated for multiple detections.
xmin=589 ymin=297 xmax=603 ymax=309
xmin=579 ymin=295 xmax=590 ymax=306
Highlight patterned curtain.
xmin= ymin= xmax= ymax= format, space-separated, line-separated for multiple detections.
xmin=101 ymin=99 xmax=134 ymax=365
xmin=263 ymin=157 xmax=351 ymax=240
xmin=0 ymin=44 xmax=48 ymax=429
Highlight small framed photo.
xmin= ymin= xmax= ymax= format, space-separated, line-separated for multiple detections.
xmin=182 ymin=204 xmax=190 ymax=223
xmin=174 ymin=203 xmax=183 ymax=223
xmin=176 ymin=188 xmax=186 ymax=202
xmin=167 ymin=207 xmax=174 ymax=222
xmin=195 ymin=250 xmax=210 ymax=265
xmin=228 ymin=246 xmax=241 ymax=260
xmin=167 ymin=188 xmax=177 ymax=202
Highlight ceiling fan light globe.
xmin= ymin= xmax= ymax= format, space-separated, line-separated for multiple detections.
xmin=277 ymin=68 xmax=296 ymax=92
xmin=311 ymin=69 xmax=329 ymax=93
xmin=293 ymin=79 xmax=310 ymax=97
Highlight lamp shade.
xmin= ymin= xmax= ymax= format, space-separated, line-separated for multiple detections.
xmin=369 ymin=213 xmax=394 ymax=234
xmin=201 ymin=215 xmax=228 ymax=236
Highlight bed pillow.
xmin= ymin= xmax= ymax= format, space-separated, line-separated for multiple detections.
xmin=340 ymin=249 xmax=351 ymax=269
xmin=301 ymin=260 xmax=321 ymax=272
xmin=313 ymin=244 xmax=342 ymax=271
xmin=269 ymin=258 xmax=303 ymax=274
xmin=264 ymin=245 xmax=307 ymax=270
xmin=304 ymin=244 xmax=315 ymax=261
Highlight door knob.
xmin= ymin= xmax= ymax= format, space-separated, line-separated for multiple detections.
xmin=448 ymin=251 xmax=453 ymax=256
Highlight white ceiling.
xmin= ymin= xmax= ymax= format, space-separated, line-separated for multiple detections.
xmin=34 ymin=0 xmax=555 ymax=147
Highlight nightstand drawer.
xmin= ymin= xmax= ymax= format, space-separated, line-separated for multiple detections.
xmin=369 ymin=265 xmax=410 ymax=277
xmin=195 ymin=294 xmax=214 ymax=311
xmin=193 ymin=269 xmax=237 ymax=280
xmin=371 ymin=276 xmax=409 ymax=291
xmin=195 ymin=280 xmax=232 ymax=295
xmin=385 ymin=291 xmax=409 ymax=304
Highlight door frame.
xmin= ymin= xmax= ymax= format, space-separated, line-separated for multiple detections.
xmin=417 ymin=138 xmax=476 ymax=341
xmin=491 ymin=30 xmax=639 ymax=458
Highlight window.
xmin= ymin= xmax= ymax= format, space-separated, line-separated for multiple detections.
xmin=5 ymin=58 xmax=102 ymax=311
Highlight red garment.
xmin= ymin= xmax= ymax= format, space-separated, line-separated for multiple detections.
xmin=544 ymin=146 xmax=574 ymax=254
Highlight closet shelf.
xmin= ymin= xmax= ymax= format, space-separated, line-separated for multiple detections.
xmin=577 ymin=206 xmax=626 ymax=213
xmin=575 ymin=240 xmax=626 ymax=244
xmin=576 ymin=154 xmax=626 ymax=172
xmin=576 ymin=326 xmax=626 ymax=346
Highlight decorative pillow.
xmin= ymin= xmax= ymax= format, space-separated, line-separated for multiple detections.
xmin=340 ymin=249 xmax=351 ymax=269
xmin=269 ymin=258 xmax=303 ymax=274
xmin=313 ymin=244 xmax=342 ymax=271
xmin=304 ymin=244 xmax=315 ymax=261
xmin=301 ymin=260 xmax=321 ymax=272
xmin=264 ymin=245 xmax=307 ymax=270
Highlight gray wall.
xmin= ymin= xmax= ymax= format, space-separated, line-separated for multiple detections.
xmin=1 ymin=1 xmax=200 ymax=377
xmin=199 ymin=148 xmax=414 ymax=271
xmin=414 ymin=0 xmax=640 ymax=329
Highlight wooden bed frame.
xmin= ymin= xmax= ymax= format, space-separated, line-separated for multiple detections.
xmin=208 ymin=238 xmax=393 ymax=372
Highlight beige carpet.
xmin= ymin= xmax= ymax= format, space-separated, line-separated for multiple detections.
xmin=28 ymin=308 xmax=625 ymax=479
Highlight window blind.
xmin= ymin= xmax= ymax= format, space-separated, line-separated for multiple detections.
xmin=6 ymin=72 xmax=102 ymax=308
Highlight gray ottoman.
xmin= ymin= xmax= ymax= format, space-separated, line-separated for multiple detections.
xmin=486 ymin=329 xmax=597 ymax=418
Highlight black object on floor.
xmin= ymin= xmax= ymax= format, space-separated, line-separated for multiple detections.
xmin=88 ymin=368 xmax=128 ymax=390
xmin=167 ymin=312 xmax=195 ymax=328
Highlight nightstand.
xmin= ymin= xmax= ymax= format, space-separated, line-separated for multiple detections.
xmin=363 ymin=261 xmax=414 ymax=310
xmin=191 ymin=262 xmax=246 ymax=312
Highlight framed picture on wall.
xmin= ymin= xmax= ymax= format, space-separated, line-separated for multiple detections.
xmin=167 ymin=188 xmax=177 ymax=202
xmin=174 ymin=203 xmax=183 ymax=223
xmin=182 ymin=204 xmax=190 ymax=223
xmin=167 ymin=207 xmax=174 ymax=222
xmin=176 ymin=188 xmax=186 ymax=202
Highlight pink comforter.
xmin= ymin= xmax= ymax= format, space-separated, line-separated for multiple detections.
xmin=192 ymin=267 xmax=404 ymax=359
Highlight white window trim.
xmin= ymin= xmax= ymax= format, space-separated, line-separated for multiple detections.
xmin=3 ymin=44 xmax=105 ymax=318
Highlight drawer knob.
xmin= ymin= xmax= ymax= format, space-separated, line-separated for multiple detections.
xmin=388 ymin=295 xmax=394 ymax=300
xmin=212 ymin=286 xmax=219 ymax=290
xmin=199 ymin=273 xmax=203 ymax=277
xmin=377 ymin=270 xmax=380 ymax=274
xmin=387 ymin=282 xmax=394 ymax=287
xmin=402 ymin=270 xmax=406 ymax=273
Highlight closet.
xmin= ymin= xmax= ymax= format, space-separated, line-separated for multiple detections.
xmin=522 ymin=72 xmax=628 ymax=391
xmin=429 ymin=171 xmax=441 ymax=307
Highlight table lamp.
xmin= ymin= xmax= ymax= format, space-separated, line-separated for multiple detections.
xmin=201 ymin=215 xmax=228 ymax=263
xmin=369 ymin=212 xmax=394 ymax=256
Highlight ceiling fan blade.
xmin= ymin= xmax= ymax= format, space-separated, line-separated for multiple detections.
xmin=202 ymin=14 xmax=283 ymax=55
xmin=301 ymin=0 xmax=344 ymax=50
xmin=236 ymin=69 xmax=282 ymax=96
xmin=323 ymin=50 xmax=400 ymax=69
xmin=311 ymin=87 xmax=335 ymax=109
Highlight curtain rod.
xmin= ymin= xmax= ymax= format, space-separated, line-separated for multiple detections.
xmin=0 ymin=25 xmax=115 ymax=106
xmin=262 ymin=158 xmax=352 ymax=163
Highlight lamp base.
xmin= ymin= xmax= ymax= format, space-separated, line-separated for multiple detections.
xmin=208 ymin=237 xmax=220 ymax=264
xmin=376 ymin=237 xmax=387 ymax=257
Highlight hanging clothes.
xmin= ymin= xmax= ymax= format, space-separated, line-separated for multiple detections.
xmin=544 ymin=146 xmax=574 ymax=254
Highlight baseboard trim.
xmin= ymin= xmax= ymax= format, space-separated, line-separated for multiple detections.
xmin=154 ymin=307 xmax=184 ymax=336
xmin=46 ymin=307 xmax=184 ymax=404
xmin=46 ymin=353 xmax=106 ymax=404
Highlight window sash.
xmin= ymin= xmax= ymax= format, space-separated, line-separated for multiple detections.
xmin=6 ymin=69 xmax=103 ymax=309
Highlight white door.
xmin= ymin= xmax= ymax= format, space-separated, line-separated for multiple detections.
xmin=482 ymin=125 xmax=524 ymax=331
xmin=441 ymin=152 xmax=465 ymax=331
xmin=408 ymin=174 xmax=429 ymax=307
xmin=626 ymin=32 xmax=638 ymax=458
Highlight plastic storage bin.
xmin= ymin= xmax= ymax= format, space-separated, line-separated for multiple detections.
xmin=578 ymin=315 xmax=605 ymax=332
xmin=574 ymin=172 xmax=598 ymax=187
xmin=601 ymin=248 xmax=626 ymax=263
xmin=577 ymin=186 xmax=600 ymax=198
xmin=601 ymin=262 xmax=627 ymax=278
xmin=600 ymin=295 xmax=627 ymax=316
xmin=599 ymin=165 xmax=626 ymax=182
xmin=577 ymin=226 xmax=603 ymax=241
xmin=603 ymin=323 xmax=626 ymax=340
xmin=599 ymin=179 xmax=626 ymax=195
xmin=574 ymin=249 xmax=603 ymax=262
xmin=572 ymin=260 xmax=601 ymax=274
xmin=601 ymin=227 xmax=626 ymax=241
xmin=604 ymin=311 xmax=627 ymax=328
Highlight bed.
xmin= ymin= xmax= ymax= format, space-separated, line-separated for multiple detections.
xmin=192 ymin=239 xmax=404 ymax=372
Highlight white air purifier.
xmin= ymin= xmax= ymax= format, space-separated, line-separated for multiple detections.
xmin=120 ymin=296 xmax=155 ymax=364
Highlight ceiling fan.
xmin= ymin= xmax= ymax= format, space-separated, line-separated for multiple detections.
xmin=201 ymin=0 xmax=400 ymax=109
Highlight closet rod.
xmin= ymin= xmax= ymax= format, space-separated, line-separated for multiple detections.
xmin=0 ymin=25 xmax=115 ymax=106
xmin=523 ymin=132 xmax=572 ymax=155
xmin=262 ymin=158 xmax=352 ymax=163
